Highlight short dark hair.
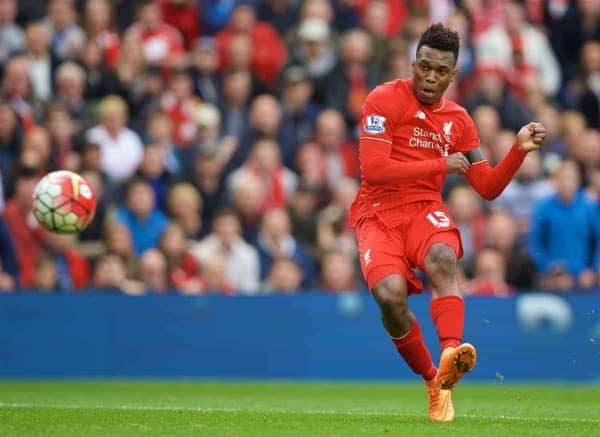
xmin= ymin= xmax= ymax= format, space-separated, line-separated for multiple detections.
xmin=416 ymin=23 xmax=460 ymax=63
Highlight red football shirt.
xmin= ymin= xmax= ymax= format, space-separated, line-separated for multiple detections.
xmin=349 ymin=78 xmax=480 ymax=225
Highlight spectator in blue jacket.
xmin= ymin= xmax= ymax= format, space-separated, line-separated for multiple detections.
xmin=115 ymin=178 xmax=169 ymax=256
xmin=528 ymin=160 xmax=600 ymax=290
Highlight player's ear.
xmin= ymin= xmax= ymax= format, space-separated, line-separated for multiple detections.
xmin=411 ymin=60 xmax=416 ymax=74
xmin=450 ymin=67 xmax=458 ymax=82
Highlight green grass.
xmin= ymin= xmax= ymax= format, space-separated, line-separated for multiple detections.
xmin=0 ymin=381 xmax=598 ymax=436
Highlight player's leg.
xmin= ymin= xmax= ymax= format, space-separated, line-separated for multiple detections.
xmin=371 ymin=273 xmax=436 ymax=380
xmin=423 ymin=241 xmax=476 ymax=389
xmin=370 ymin=272 xmax=454 ymax=422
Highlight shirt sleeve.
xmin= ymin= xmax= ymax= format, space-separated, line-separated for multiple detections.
xmin=359 ymin=86 xmax=397 ymax=144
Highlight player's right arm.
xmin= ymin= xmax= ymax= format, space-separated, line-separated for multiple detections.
xmin=358 ymin=87 xmax=468 ymax=185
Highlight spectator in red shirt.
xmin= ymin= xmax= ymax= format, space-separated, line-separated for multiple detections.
xmin=158 ymin=222 xmax=203 ymax=294
xmin=3 ymin=168 xmax=44 ymax=287
xmin=160 ymin=69 xmax=202 ymax=148
xmin=158 ymin=0 xmax=200 ymax=50
xmin=83 ymin=0 xmax=121 ymax=70
xmin=216 ymin=3 xmax=287 ymax=87
xmin=125 ymin=0 xmax=185 ymax=69
xmin=313 ymin=109 xmax=359 ymax=189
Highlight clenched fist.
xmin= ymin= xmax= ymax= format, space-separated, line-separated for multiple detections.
xmin=444 ymin=152 xmax=470 ymax=174
xmin=516 ymin=122 xmax=547 ymax=153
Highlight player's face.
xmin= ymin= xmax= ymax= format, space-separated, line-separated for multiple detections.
xmin=411 ymin=45 xmax=457 ymax=105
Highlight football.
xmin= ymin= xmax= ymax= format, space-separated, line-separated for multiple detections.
xmin=32 ymin=170 xmax=97 ymax=234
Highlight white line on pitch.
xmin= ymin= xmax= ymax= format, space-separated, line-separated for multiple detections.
xmin=0 ymin=403 xmax=598 ymax=424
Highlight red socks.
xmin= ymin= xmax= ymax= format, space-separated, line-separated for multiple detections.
xmin=430 ymin=295 xmax=464 ymax=350
xmin=391 ymin=321 xmax=437 ymax=381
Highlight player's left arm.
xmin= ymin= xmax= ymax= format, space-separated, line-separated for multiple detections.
xmin=465 ymin=122 xmax=546 ymax=201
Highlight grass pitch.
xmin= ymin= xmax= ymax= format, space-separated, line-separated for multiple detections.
xmin=0 ymin=381 xmax=598 ymax=436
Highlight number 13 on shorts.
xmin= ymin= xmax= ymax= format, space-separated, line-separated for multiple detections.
xmin=426 ymin=211 xmax=451 ymax=228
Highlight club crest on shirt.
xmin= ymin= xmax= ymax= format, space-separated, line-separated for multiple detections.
xmin=364 ymin=114 xmax=386 ymax=134
xmin=443 ymin=121 xmax=453 ymax=142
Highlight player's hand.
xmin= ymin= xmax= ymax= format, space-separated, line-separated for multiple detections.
xmin=444 ymin=152 xmax=470 ymax=174
xmin=516 ymin=122 xmax=546 ymax=153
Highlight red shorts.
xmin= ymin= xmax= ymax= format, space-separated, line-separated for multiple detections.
xmin=354 ymin=201 xmax=463 ymax=294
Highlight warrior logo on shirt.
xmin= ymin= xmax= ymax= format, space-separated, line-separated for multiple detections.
xmin=364 ymin=114 xmax=386 ymax=134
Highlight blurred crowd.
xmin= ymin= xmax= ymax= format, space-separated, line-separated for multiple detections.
xmin=0 ymin=0 xmax=598 ymax=296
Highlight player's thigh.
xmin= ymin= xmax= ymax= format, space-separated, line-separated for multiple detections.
xmin=404 ymin=203 xmax=463 ymax=271
xmin=354 ymin=215 xmax=423 ymax=294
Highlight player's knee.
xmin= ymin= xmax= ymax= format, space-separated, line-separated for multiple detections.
xmin=372 ymin=275 xmax=409 ymax=312
xmin=425 ymin=243 xmax=457 ymax=277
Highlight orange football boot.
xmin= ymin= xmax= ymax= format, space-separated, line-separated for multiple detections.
xmin=437 ymin=343 xmax=477 ymax=390
xmin=425 ymin=375 xmax=455 ymax=422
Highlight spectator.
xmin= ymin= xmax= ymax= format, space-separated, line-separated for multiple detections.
xmin=227 ymin=138 xmax=298 ymax=212
xmin=103 ymin=220 xmax=136 ymax=278
xmin=145 ymin=110 xmax=180 ymax=174
xmin=576 ymin=40 xmax=600 ymax=129
xmin=160 ymin=69 xmax=202 ymax=148
xmin=197 ymin=253 xmax=234 ymax=294
xmin=280 ymin=65 xmax=322 ymax=146
xmin=32 ymin=254 xmax=57 ymax=292
xmin=467 ymin=248 xmax=513 ymax=297
xmin=287 ymin=184 xmax=320 ymax=250
xmin=476 ymin=0 xmax=562 ymax=97
xmin=189 ymin=37 xmax=220 ymax=105
xmin=115 ymin=178 xmax=169 ymax=256
xmin=493 ymin=151 xmax=554 ymax=234
xmin=3 ymin=168 xmax=43 ymax=287
xmin=191 ymin=207 xmax=260 ymax=294
xmin=0 ymin=101 xmax=22 ymax=187
xmin=86 ymin=95 xmax=144 ymax=182
xmin=158 ymin=0 xmax=200 ymax=50
xmin=0 ymin=212 xmax=19 ymax=288
xmin=229 ymin=169 xmax=265 ymax=243
xmin=124 ymin=0 xmax=185 ymax=69
xmin=42 ymin=232 xmax=91 ymax=291
xmin=313 ymin=109 xmax=359 ymax=189
xmin=83 ymin=0 xmax=121 ymax=70
xmin=464 ymin=64 xmax=533 ymax=132
xmin=2 ymin=55 xmax=38 ymax=129
xmin=137 ymin=143 xmax=177 ymax=212
xmin=0 ymin=0 xmax=25 ymax=66
xmin=92 ymin=253 xmax=143 ymax=294
xmin=264 ymin=258 xmax=304 ymax=293
xmin=289 ymin=17 xmax=336 ymax=85
xmin=255 ymin=207 xmax=315 ymax=288
xmin=216 ymin=3 xmax=287 ymax=87
xmin=447 ymin=184 xmax=487 ymax=263
xmin=45 ymin=105 xmax=80 ymax=170
xmin=324 ymin=28 xmax=380 ymax=123
xmin=235 ymin=94 xmax=298 ymax=170
xmin=54 ymin=62 xmax=94 ymax=130
xmin=317 ymin=177 xmax=359 ymax=260
xmin=80 ymin=40 xmax=121 ymax=101
xmin=194 ymin=102 xmax=237 ymax=169
xmin=43 ymin=0 xmax=86 ymax=62
xmin=166 ymin=182 xmax=204 ymax=239
xmin=220 ymin=69 xmax=253 ymax=139
xmin=529 ymin=160 xmax=599 ymax=290
xmin=189 ymin=150 xmax=226 ymax=228
xmin=320 ymin=249 xmax=356 ymax=292
xmin=138 ymin=248 xmax=169 ymax=293
xmin=485 ymin=211 xmax=537 ymax=289
xmin=158 ymin=222 xmax=202 ymax=294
